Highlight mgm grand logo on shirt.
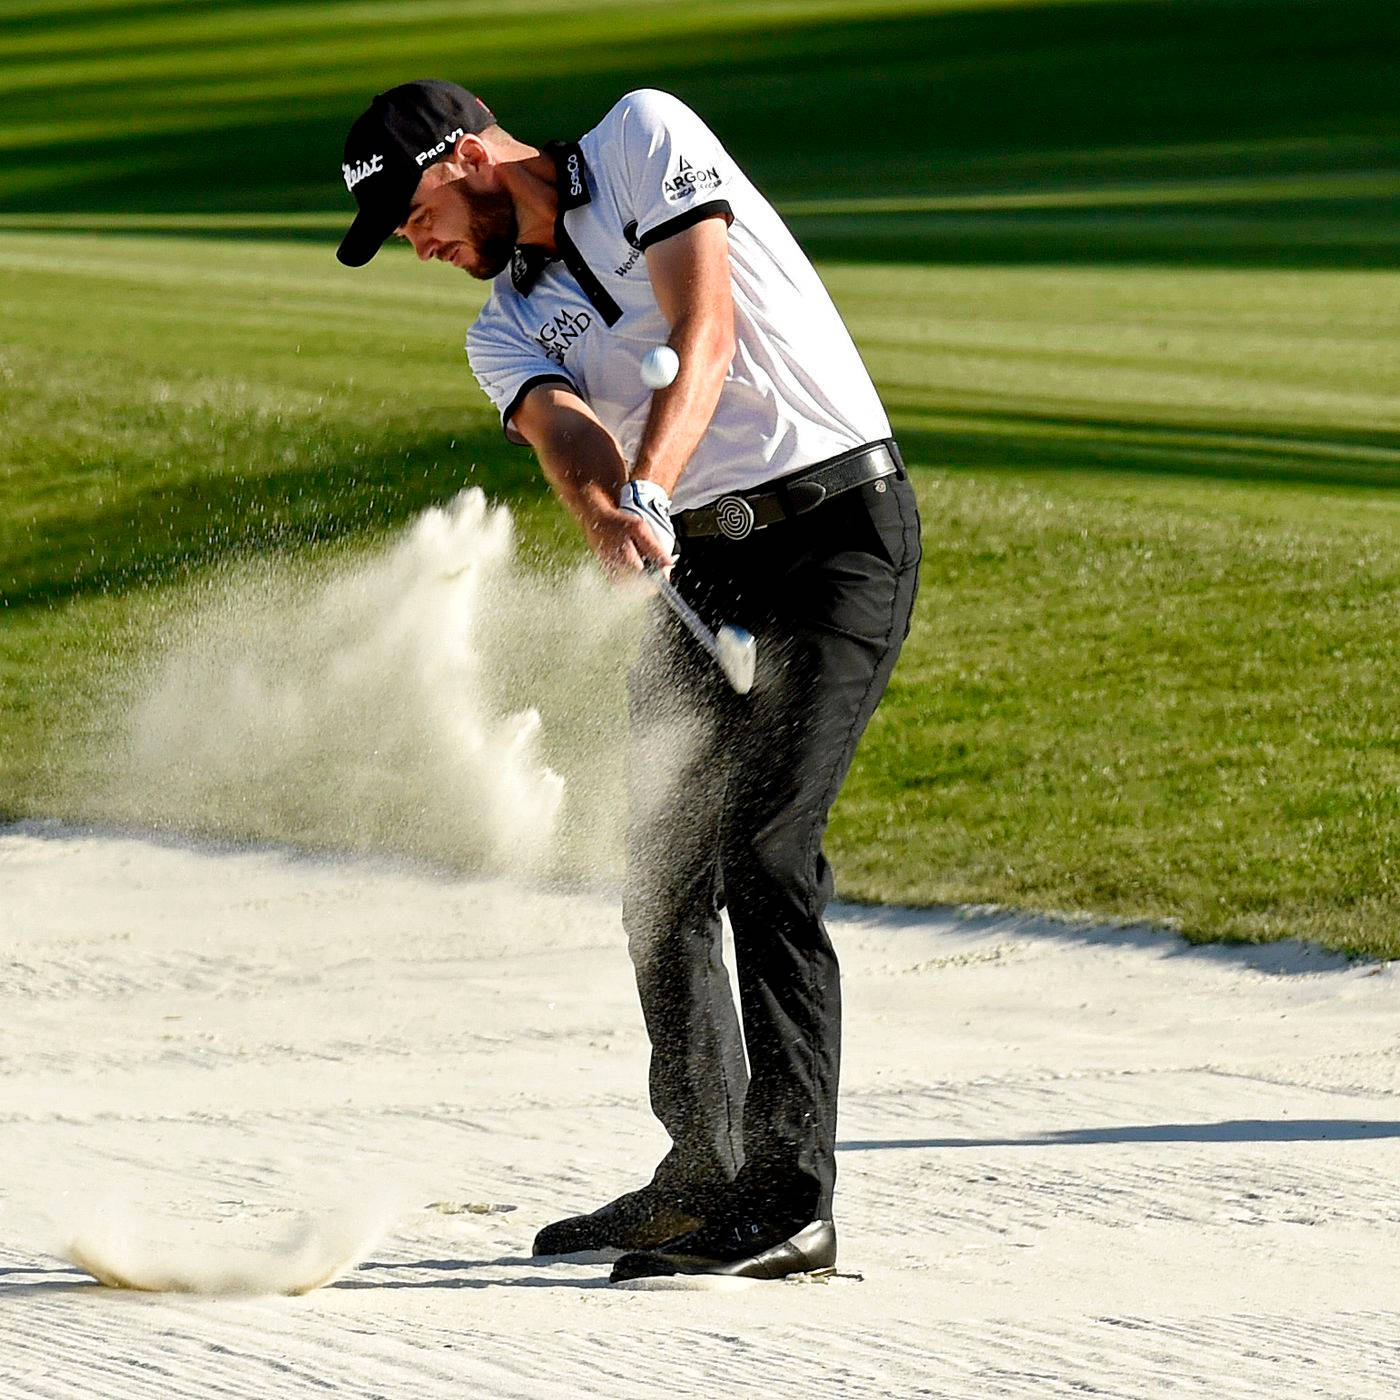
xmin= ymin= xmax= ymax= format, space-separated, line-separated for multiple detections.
xmin=533 ymin=308 xmax=593 ymax=365
xmin=664 ymin=154 xmax=721 ymax=202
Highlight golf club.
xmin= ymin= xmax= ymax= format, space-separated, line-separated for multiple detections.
xmin=645 ymin=564 xmax=756 ymax=695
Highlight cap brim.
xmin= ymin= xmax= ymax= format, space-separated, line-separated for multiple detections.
xmin=336 ymin=203 xmax=403 ymax=267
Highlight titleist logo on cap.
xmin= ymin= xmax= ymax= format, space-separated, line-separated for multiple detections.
xmin=343 ymin=154 xmax=384 ymax=191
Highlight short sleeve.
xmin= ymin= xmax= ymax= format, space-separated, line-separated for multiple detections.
xmin=466 ymin=311 xmax=579 ymax=444
xmin=615 ymin=89 xmax=736 ymax=251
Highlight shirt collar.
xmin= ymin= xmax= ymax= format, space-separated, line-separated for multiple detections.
xmin=509 ymin=140 xmax=593 ymax=296
xmin=509 ymin=243 xmax=553 ymax=295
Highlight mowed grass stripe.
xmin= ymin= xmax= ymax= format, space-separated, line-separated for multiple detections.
xmin=3 ymin=232 xmax=1400 ymax=953
xmin=3 ymin=0 xmax=1395 ymax=270
xmin=0 ymin=0 xmax=939 ymax=56
xmin=4 ymin=165 xmax=1397 ymax=220
xmin=0 ymin=0 xmax=943 ymax=98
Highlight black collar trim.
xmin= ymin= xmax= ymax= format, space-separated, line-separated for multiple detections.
xmin=510 ymin=243 xmax=554 ymax=295
xmin=505 ymin=140 xmax=622 ymax=326
xmin=507 ymin=142 xmax=593 ymax=297
xmin=546 ymin=140 xmax=593 ymax=212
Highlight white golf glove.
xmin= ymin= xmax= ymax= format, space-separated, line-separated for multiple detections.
xmin=618 ymin=479 xmax=679 ymax=567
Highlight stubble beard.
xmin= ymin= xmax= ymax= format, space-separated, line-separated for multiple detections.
xmin=458 ymin=186 xmax=518 ymax=279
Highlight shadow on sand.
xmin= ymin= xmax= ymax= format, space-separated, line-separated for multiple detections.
xmin=839 ymin=1119 xmax=1400 ymax=1151
xmin=829 ymin=897 xmax=1367 ymax=976
xmin=333 ymin=1256 xmax=615 ymax=1291
xmin=0 ymin=1256 xmax=615 ymax=1296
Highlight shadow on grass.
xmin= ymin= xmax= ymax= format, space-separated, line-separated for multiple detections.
xmin=9 ymin=404 xmax=1399 ymax=614
xmin=892 ymin=414 xmax=1400 ymax=491
xmin=2 ymin=0 xmax=1397 ymax=266
xmin=0 ymin=424 xmax=550 ymax=611
xmin=788 ymin=200 xmax=1400 ymax=269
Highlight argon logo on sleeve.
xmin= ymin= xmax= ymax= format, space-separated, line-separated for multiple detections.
xmin=663 ymin=154 xmax=721 ymax=201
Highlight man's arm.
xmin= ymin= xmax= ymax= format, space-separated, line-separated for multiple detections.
xmin=510 ymin=216 xmax=734 ymax=574
xmin=511 ymin=384 xmax=671 ymax=575
xmin=631 ymin=215 xmax=736 ymax=497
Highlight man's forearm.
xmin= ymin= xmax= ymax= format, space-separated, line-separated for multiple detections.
xmin=518 ymin=386 xmax=628 ymax=521
xmin=632 ymin=217 xmax=737 ymax=498
xmin=538 ymin=447 xmax=622 ymax=531
xmin=512 ymin=384 xmax=674 ymax=574
xmin=631 ymin=308 xmax=734 ymax=497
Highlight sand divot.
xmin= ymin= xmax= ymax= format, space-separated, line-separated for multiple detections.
xmin=425 ymin=1201 xmax=517 ymax=1216
xmin=61 ymin=1201 xmax=395 ymax=1297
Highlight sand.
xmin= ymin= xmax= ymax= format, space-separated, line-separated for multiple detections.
xmin=3 ymin=822 xmax=1399 ymax=1397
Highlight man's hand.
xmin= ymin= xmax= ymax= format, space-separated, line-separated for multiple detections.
xmin=577 ymin=490 xmax=673 ymax=578
xmin=617 ymin=479 xmax=678 ymax=572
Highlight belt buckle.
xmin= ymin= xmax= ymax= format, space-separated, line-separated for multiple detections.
xmin=714 ymin=495 xmax=756 ymax=540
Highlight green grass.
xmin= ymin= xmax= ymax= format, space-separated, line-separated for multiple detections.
xmin=837 ymin=470 xmax=1400 ymax=952
xmin=3 ymin=0 xmax=1400 ymax=954
xmin=6 ymin=237 xmax=1400 ymax=953
xmin=2 ymin=0 xmax=1397 ymax=263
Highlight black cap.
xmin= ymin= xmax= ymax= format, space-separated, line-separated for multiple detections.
xmin=337 ymin=80 xmax=496 ymax=267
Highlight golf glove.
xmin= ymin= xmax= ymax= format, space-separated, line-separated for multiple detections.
xmin=618 ymin=479 xmax=679 ymax=566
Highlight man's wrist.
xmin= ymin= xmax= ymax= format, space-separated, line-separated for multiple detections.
xmin=575 ymin=477 xmax=622 ymax=522
xmin=617 ymin=478 xmax=679 ymax=564
xmin=621 ymin=478 xmax=672 ymax=512
xmin=629 ymin=459 xmax=684 ymax=496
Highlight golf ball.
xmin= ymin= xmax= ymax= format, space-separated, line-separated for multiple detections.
xmin=640 ymin=345 xmax=680 ymax=389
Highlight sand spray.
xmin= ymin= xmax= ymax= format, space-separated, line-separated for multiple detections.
xmin=43 ymin=491 xmax=712 ymax=1289
xmin=42 ymin=1169 xmax=407 ymax=1297
xmin=87 ymin=489 xmax=643 ymax=880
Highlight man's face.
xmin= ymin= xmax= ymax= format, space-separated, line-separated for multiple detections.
xmin=397 ymin=173 xmax=517 ymax=279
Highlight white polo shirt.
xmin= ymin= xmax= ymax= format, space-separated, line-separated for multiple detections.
xmin=466 ymin=89 xmax=891 ymax=513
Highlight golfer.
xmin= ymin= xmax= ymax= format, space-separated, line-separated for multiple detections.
xmin=336 ymin=81 xmax=920 ymax=1281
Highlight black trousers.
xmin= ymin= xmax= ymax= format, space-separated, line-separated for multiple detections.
xmin=622 ymin=456 xmax=921 ymax=1223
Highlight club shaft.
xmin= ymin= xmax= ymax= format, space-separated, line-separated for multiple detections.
xmin=649 ymin=569 xmax=725 ymax=668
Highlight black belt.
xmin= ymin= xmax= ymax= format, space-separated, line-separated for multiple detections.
xmin=672 ymin=440 xmax=902 ymax=541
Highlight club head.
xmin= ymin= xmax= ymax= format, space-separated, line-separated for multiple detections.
xmin=717 ymin=626 xmax=756 ymax=695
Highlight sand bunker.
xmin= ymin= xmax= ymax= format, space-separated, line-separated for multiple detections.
xmin=4 ymin=826 xmax=1399 ymax=1396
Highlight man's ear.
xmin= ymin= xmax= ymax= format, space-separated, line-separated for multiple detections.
xmin=442 ymin=132 xmax=493 ymax=183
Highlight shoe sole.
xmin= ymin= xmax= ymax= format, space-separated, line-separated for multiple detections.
xmin=611 ymin=1220 xmax=836 ymax=1282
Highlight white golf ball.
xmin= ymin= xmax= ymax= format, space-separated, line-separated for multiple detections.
xmin=640 ymin=345 xmax=680 ymax=389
